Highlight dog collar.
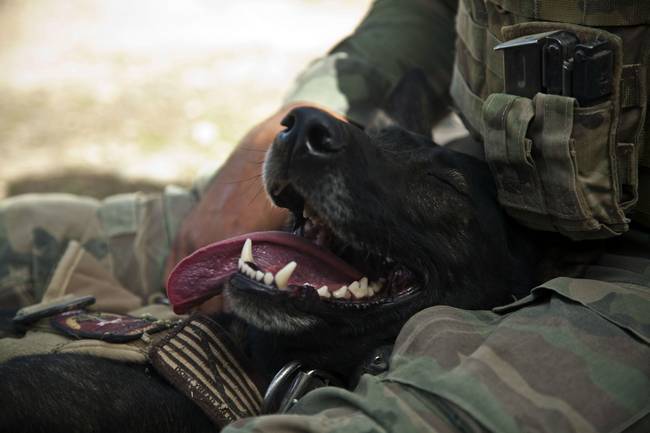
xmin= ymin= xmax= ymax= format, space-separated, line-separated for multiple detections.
xmin=262 ymin=361 xmax=342 ymax=414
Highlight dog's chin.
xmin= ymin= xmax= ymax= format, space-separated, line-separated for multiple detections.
xmin=227 ymin=294 xmax=319 ymax=335
xmin=225 ymin=276 xmax=320 ymax=335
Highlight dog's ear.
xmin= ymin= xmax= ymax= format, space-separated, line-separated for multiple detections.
xmin=366 ymin=69 xmax=444 ymax=136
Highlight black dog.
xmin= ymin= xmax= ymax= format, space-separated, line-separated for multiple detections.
xmin=0 ymin=71 xmax=596 ymax=432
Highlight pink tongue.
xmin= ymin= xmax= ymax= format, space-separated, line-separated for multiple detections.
xmin=167 ymin=231 xmax=363 ymax=313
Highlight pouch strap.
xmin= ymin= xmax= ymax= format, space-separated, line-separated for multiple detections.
xmin=483 ymin=93 xmax=547 ymax=215
xmin=530 ymin=93 xmax=587 ymax=222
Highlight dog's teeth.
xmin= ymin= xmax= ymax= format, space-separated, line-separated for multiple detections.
xmin=317 ymin=286 xmax=331 ymax=298
xmin=349 ymin=280 xmax=367 ymax=298
xmin=255 ymin=271 xmax=264 ymax=281
xmin=275 ymin=261 xmax=297 ymax=290
xmin=369 ymin=281 xmax=383 ymax=294
xmin=332 ymin=285 xmax=348 ymax=298
xmin=245 ymin=266 xmax=255 ymax=279
xmin=241 ymin=238 xmax=254 ymax=263
xmin=264 ymin=272 xmax=274 ymax=286
xmin=360 ymin=277 xmax=368 ymax=290
xmin=238 ymin=258 xmax=244 ymax=270
xmin=386 ymin=257 xmax=394 ymax=264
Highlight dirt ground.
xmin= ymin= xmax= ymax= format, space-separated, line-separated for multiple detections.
xmin=0 ymin=0 xmax=372 ymax=198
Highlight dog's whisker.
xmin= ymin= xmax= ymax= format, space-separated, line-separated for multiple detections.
xmin=248 ymin=185 xmax=267 ymax=206
xmin=214 ymin=174 xmax=262 ymax=185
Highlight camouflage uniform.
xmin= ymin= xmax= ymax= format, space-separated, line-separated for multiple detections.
xmin=223 ymin=237 xmax=650 ymax=432
xmin=0 ymin=184 xmax=205 ymax=315
xmin=1 ymin=0 xmax=649 ymax=431
xmin=226 ymin=0 xmax=650 ymax=431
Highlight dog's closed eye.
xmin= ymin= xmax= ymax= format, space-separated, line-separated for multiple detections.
xmin=426 ymin=169 xmax=468 ymax=196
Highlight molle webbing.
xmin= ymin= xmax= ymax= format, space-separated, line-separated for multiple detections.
xmin=451 ymin=0 xmax=650 ymax=239
xmin=489 ymin=0 xmax=650 ymax=26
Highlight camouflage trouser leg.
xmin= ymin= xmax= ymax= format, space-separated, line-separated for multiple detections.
xmin=0 ymin=186 xmax=197 ymax=315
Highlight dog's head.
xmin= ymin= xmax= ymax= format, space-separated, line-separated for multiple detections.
xmin=225 ymin=106 xmax=526 ymax=337
xmin=167 ymin=71 xmax=536 ymax=370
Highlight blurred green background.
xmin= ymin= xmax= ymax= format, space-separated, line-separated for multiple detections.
xmin=0 ymin=0 xmax=370 ymax=198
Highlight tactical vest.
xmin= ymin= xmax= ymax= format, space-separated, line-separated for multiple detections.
xmin=450 ymin=0 xmax=649 ymax=240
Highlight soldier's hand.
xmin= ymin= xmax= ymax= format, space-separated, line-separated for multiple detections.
xmin=164 ymin=104 xmax=307 ymax=284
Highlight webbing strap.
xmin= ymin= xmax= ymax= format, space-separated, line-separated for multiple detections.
xmin=150 ymin=315 xmax=265 ymax=428
xmin=531 ymin=94 xmax=585 ymax=220
xmin=450 ymin=65 xmax=485 ymax=137
xmin=489 ymin=0 xmax=650 ymax=26
xmin=483 ymin=93 xmax=548 ymax=214
xmin=620 ymin=64 xmax=645 ymax=109
xmin=456 ymin=0 xmax=504 ymax=79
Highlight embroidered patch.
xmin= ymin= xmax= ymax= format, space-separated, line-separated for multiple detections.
xmin=50 ymin=310 xmax=169 ymax=342
xmin=149 ymin=314 xmax=264 ymax=428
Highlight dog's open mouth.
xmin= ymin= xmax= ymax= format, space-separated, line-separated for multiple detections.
xmin=167 ymin=199 xmax=419 ymax=314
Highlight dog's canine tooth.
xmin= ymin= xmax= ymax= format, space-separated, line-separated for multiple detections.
xmin=304 ymin=204 xmax=315 ymax=219
xmin=317 ymin=286 xmax=330 ymax=298
xmin=255 ymin=270 xmax=264 ymax=281
xmin=238 ymin=258 xmax=244 ymax=270
xmin=275 ymin=261 xmax=297 ymax=289
xmin=332 ymin=285 xmax=348 ymax=298
xmin=241 ymin=238 xmax=254 ymax=263
xmin=264 ymin=272 xmax=274 ymax=286
xmin=348 ymin=280 xmax=367 ymax=298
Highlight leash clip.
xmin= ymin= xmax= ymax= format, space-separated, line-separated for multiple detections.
xmin=262 ymin=361 xmax=342 ymax=414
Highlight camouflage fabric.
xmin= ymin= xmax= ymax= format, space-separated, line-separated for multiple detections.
xmin=450 ymin=0 xmax=650 ymax=239
xmin=286 ymin=0 xmax=650 ymax=239
xmin=1 ymin=0 xmax=649 ymax=431
xmin=284 ymin=0 xmax=458 ymax=128
xmin=225 ymin=234 xmax=650 ymax=433
xmin=489 ymin=0 xmax=650 ymax=26
xmin=0 ymin=185 xmax=199 ymax=315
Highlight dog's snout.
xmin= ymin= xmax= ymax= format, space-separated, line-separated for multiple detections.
xmin=278 ymin=107 xmax=346 ymax=158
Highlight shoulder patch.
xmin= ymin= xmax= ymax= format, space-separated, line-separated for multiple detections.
xmin=51 ymin=310 xmax=169 ymax=342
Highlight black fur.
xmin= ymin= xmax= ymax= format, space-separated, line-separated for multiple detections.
xmin=0 ymin=354 xmax=214 ymax=433
xmin=0 ymin=70 xmax=599 ymax=432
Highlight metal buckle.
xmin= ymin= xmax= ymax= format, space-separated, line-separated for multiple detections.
xmin=262 ymin=361 xmax=342 ymax=414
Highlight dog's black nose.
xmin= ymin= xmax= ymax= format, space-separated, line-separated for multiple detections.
xmin=277 ymin=107 xmax=345 ymax=156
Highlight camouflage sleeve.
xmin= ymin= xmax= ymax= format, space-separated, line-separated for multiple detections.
xmin=0 ymin=183 xmax=201 ymax=314
xmin=284 ymin=0 xmax=458 ymax=127
xmin=226 ymin=250 xmax=650 ymax=433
